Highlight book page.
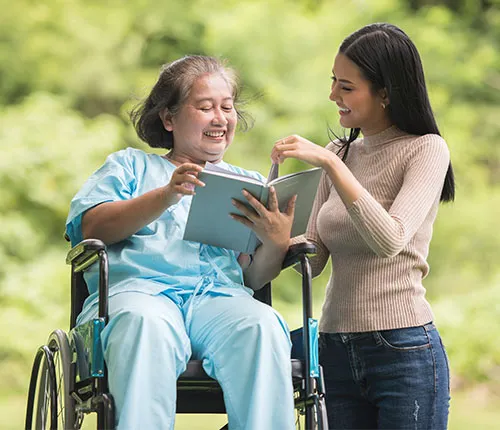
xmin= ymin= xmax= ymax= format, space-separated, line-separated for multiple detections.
xmin=204 ymin=162 xmax=264 ymax=184
xmin=266 ymin=163 xmax=279 ymax=184
xmin=268 ymin=167 xmax=321 ymax=186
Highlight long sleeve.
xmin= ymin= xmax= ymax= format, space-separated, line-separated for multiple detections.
xmin=347 ymin=135 xmax=450 ymax=258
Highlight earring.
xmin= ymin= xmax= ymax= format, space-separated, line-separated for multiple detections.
xmin=381 ymin=102 xmax=386 ymax=109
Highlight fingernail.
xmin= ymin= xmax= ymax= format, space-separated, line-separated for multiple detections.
xmin=242 ymin=190 xmax=248 ymax=196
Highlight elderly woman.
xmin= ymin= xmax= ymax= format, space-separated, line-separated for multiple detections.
xmin=66 ymin=55 xmax=296 ymax=430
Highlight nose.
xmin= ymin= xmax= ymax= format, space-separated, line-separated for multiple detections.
xmin=329 ymin=82 xmax=339 ymax=102
xmin=212 ymin=107 xmax=228 ymax=126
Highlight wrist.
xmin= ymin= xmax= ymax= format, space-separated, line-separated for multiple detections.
xmin=161 ymin=185 xmax=177 ymax=208
xmin=320 ymin=150 xmax=337 ymax=170
xmin=323 ymin=152 xmax=341 ymax=176
xmin=265 ymin=239 xmax=290 ymax=256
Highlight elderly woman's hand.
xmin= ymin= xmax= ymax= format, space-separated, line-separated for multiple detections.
xmin=163 ymin=163 xmax=205 ymax=207
xmin=230 ymin=186 xmax=296 ymax=252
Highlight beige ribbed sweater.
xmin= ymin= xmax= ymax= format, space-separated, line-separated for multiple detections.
xmin=296 ymin=126 xmax=450 ymax=333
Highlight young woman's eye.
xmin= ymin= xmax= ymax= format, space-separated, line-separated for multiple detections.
xmin=341 ymin=86 xmax=352 ymax=92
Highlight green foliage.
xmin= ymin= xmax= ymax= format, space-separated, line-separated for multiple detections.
xmin=0 ymin=1 xmax=499 ymax=428
xmin=434 ymin=281 xmax=500 ymax=383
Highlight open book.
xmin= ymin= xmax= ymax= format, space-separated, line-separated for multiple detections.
xmin=183 ymin=162 xmax=322 ymax=253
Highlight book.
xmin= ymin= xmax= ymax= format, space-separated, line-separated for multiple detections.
xmin=183 ymin=162 xmax=322 ymax=253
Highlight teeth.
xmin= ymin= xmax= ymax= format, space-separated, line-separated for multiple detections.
xmin=205 ymin=131 xmax=225 ymax=137
xmin=339 ymin=107 xmax=350 ymax=113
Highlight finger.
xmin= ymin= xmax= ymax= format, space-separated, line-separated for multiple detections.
xmin=176 ymin=163 xmax=203 ymax=173
xmin=178 ymin=172 xmax=205 ymax=188
xmin=270 ymin=149 xmax=286 ymax=164
xmin=232 ymin=198 xmax=259 ymax=220
xmin=267 ymin=186 xmax=279 ymax=212
xmin=172 ymin=184 xmax=196 ymax=196
xmin=274 ymin=136 xmax=289 ymax=147
xmin=241 ymin=189 xmax=267 ymax=216
xmin=230 ymin=213 xmax=255 ymax=229
xmin=286 ymin=194 xmax=297 ymax=217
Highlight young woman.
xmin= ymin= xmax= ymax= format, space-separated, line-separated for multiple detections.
xmin=66 ymin=55 xmax=296 ymax=430
xmin=272 ymin=23 xmax=453 ymax=429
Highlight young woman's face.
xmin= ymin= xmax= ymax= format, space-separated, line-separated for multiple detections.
xmin=162 ymin=73 xmax=237 ymax=163
xmin=329 ymin=53 xmax=392 ymax=136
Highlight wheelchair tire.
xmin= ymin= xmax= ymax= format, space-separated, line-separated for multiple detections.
xmin=25 ymin=329 xmax=76 ymax=430
xmin=315 ymin=396 xmax=328 ymax=430
xmin=300 ymin=395 xmax=328 ymax=430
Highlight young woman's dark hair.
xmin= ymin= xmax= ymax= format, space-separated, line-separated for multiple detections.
xmin=130 ymin=55 xmax=251 ymax=150
xmin=332 ymin=23 xmax=455 ymax=202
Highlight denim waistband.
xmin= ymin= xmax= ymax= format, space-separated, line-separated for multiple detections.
xmin=321 ymin=322 xmax=435 ymax=344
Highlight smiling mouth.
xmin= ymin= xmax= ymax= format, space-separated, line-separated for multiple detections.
xmin=204 ymin=131 xmax=226 ymax=138
xmin=339 ymin=107 xmax=351 ymax=113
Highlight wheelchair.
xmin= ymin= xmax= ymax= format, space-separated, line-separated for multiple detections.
xmin=25 ymin=238 xmax=328 ymax=429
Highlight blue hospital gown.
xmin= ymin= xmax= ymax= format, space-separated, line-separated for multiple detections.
xmin=66 ymin=147 xmax=263 ymax=320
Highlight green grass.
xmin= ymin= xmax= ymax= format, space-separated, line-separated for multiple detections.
xmin=6 ymin=385 xmax=500 ymax=429
xmin=449 ymin=385 xmax=500 ymax=430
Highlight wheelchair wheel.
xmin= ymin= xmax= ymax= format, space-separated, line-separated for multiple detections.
xmin=296 ymin=393 xmax=328 ymax=430
xmin=309 ymin=396 xmax=328 ymax=430
xmin=26 ymin=329 xmax=76 ymax=430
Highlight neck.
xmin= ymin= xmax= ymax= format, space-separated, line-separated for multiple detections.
xmin=164 ymin=151 xmax=222 ymax=167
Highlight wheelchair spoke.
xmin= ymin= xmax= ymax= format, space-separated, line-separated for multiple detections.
xmin=47 ymin=329 xmax=76 ymax=430
xmin=34 ymin=359 xmax=51 ymax=430
xmin=53 ymin=349 xmax=67 ymax=426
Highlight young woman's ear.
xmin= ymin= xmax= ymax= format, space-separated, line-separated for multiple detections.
xmin=159 ymin=109 xmax=174 ymax=131
xmin=379 ymin=88 xmax=390 ymax=109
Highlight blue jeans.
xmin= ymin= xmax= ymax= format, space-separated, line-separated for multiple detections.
xmin=319 ymin=323 xmax=450 ymax=429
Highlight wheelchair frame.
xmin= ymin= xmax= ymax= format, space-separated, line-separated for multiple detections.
xmin=25 ymin=239 xmax=328 ymax=429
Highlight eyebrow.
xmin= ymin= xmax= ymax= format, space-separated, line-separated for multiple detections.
xmin=194 ymin=96 xmax=234 ymax=103
xmin=332 ymin=75 xmax=355 ymax=85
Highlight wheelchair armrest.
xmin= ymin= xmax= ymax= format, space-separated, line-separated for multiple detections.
xmin=67 ymin=239 xmax=109 ymax=327
xmin=281 ymin=242 xmax=316 ymax=270
xmin=66 ymin=239 xmax=107 ymax=272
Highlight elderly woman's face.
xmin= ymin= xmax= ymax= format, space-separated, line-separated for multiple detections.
xmin=163 ymin=73 xmax=237 ymax=163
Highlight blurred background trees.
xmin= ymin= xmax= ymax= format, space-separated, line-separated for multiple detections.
xmin=0 ymin=0 xmax=498 ymax=428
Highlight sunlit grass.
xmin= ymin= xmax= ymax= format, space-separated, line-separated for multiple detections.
xmin=6 ymin=385 xmax=500 ymax=429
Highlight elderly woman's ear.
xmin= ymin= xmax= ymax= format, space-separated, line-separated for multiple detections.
xmin=159 ymin=109 xmax=174 ymax=132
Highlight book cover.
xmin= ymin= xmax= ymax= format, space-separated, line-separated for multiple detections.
xmin=183 ymin=164 xmax=322 ymax=253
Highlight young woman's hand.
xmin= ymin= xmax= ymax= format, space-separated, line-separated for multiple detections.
xmin=271 ymin=134 xmax=335 ymax=168
xmin=163 ymin=163 xmax=205 ymax=206
xmin=230 ymin=186 xmax=296 ymax=252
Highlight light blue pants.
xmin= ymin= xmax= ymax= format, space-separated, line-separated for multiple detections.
xmin=86 ymin=291 xmax=295 ymax=429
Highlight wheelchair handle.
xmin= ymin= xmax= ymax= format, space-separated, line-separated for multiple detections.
xmin=282 ymin=242 xmax=317 ymax=270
